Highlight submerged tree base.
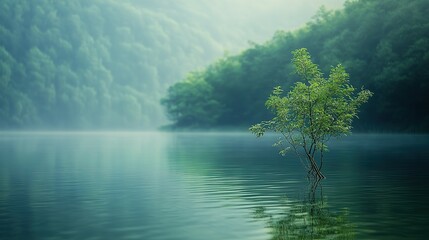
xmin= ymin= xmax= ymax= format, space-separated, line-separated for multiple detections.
xmin=250 ymin=48 xmax=372 ymax=179
xmin=308 ymin=168 xmax=325 ymax=180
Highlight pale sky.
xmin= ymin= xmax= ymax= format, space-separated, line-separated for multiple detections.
xmin=204 ymin=0 xmax=347 ymax=44
xmin=141 ymin=0 xmax=347 ymax=50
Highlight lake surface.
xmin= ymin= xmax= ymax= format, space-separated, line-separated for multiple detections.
xmin=0 ymin=132 xmax=428 ymax=239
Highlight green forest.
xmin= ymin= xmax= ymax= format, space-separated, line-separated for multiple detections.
xmin=0 ymin=0 xmax=237 ymax=129
xmin=163 ymin=0 xmax=429 ymax=132
xmin=1 ymin=0 xmax=341 ymax=130
xmin=0 ymin=0 xmax=248 ymax=129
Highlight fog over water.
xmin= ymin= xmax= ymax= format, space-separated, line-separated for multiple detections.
xmin=1 ymin=132 xmax=428 ymax=239
xmin=2 ymin=2 xmax=429 ymax=240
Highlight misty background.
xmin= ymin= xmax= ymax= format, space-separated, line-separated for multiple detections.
xmin=0 ymin=0 xmax=345 ymax=130
xmin=2 ymin=2 xmax=429 ymax=239
xmin=161 ymin=0 xmax=429 ymax=131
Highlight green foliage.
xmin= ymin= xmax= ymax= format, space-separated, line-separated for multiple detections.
xmin=0 ymin=0 xmax=235 ymax=129
xmin=161 ymin=72 xmax=222 ymax=127
xmin=250 ymin=48 xmax=371 ymax=178
xmin=163 ymin=0 xmax=429 ymax=131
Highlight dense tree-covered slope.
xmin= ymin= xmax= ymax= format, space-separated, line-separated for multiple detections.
xmin=0 ymin=0 xmax=229 ymax=129
xmin=0 ymin=0 xmax=345 ymax=129
xmin=163 ymin=0 xmax=429 ymax=131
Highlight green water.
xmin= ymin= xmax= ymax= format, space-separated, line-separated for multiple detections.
xmin=0 ymin=132 xmax=428 ymax=239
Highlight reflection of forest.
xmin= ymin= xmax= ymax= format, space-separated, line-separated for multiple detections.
xmin=254 ymin=180 xmax=354 ymax=240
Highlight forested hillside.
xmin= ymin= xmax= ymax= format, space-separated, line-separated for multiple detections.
xmin=162 ymin=0 xmax=429 ymax=131
xmin=0 ymin=0 xmax=345 ymax=129
xmin=0 ymin=0 xmax=223 ymax=128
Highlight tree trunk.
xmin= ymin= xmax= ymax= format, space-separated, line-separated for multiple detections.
xmin=308 ymin=156 xmax=325 ymax=179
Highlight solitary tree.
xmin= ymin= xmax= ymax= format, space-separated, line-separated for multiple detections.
xmin=250 ymin=48 xmax=372 ymax=179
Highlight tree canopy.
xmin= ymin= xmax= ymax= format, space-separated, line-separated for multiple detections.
xmin=0 ymin=0 xmax=236 ymax=129
xmin=250 ymin=48 xmax=372 ymax=178
xmin=163 ymin=0 xmax=429 ymax=132
xmin=161 ymin=72 xmax=222 ymax=127
xmin=0 ymin=0 xmax=346 ymax=129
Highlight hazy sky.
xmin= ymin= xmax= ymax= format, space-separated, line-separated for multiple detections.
xmin=168 ymin=0 xmax=345 ymax=49
xmin=135 ymin=0 xmax=347 ymax=51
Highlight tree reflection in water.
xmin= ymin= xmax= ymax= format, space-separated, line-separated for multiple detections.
xmin=253 ymin=179 xmax=354 ymax=240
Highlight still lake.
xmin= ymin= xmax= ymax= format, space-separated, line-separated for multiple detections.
xmin=0 ymin=132 xmax=428 ymax=239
